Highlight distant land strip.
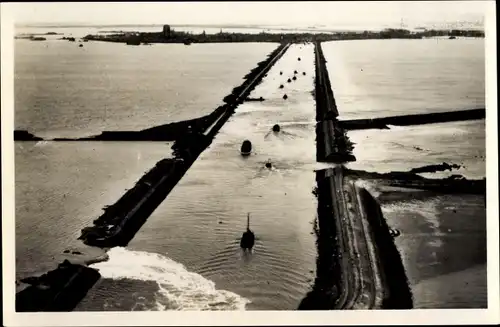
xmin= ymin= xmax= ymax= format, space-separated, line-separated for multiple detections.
xmin=79 ymin=27 xmax=484 ymax=45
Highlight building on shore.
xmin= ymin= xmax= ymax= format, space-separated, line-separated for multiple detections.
xmin=163 ymin=25 xmax=171 ymax=38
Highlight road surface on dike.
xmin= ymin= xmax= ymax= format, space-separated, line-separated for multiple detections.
xmin=314 ymin=42 xmax=384 ymax=309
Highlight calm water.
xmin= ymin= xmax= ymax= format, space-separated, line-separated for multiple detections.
xmin=15 ymin=38 xmax=277 ymax=138
xmin=323 ymin=38 xmax=485 ymax=119
xmin=15 ymin=32 xmax=486 ymax=310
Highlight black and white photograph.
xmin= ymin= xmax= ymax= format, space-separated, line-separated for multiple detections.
xmin=2 ymin=1 xmax=498 ymax=325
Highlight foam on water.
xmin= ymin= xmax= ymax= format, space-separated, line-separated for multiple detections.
xmin=386 ymin=124 xmax=408 ymax=131
xmin=34 ymin=140 xmax=51 ymax=147
xmin=91 ymin=247 xmax=250 ymax=311
xmin=382 ymin=197 xmax=443 ymax=247
xmin=354 ymin=179 xmax=382 ymax=198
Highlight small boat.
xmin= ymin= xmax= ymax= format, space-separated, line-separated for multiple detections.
xmin=126 ymin=39 xmax=141 ymax=46
xmin=241 ymin=140 xmax=252 ymax=156
xmin=449 ymin=36 xmax=457 ymax=39
xmin=283 ymin=94 xmax=288 ymax=100
xmin=272 ymin=124 xmax=281 ymax=132
xmin=240 ymin=213 xmax=255 ymax=251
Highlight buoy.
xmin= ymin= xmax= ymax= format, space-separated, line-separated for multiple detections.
xmin=303 ymin=72 xmax=306 ymax=76
xmin=294 ymin=70 xmax=298 ymax=74
xmin=287 ymin=78 xmax=292 ymax=83
xmin=241 ymin=140 xmax=252 ymax=156
xmin=279 ymin=84 xmax=284 ymax=89
xmin=272 ymin=124 xmax=281 ymax=132
xmin=292 ymin=76 xmax=297 ymax=81
xmin=298 ymin=57 xmax=301 ymax=61
xmin=283 ymin=94 xmax=288 ymax=100
xmin=280 ymin=71 xmax=283 ymax=75
xmin=265 ymin=161 xmax=272 ymax=169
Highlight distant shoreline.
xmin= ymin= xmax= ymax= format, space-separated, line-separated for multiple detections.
xmin=78 ymin=27 xmax=484 ymax=45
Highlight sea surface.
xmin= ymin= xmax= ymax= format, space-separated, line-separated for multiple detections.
xmin=15 ymin=36 xmax=277 ymax=138
xmin=14 ymin=29 xmax=486 ymax=310
xmin=323 ymin=38 xmax=485 ymax=119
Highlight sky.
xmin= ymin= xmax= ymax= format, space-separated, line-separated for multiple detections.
xmin=4 ymin=1 xmax=488 ymax=29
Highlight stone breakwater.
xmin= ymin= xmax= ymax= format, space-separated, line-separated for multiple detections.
xmin=338 ymin=108 xmax=485 ymax=131
xmin=16 ymin=260 xmax=101 ymax=312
